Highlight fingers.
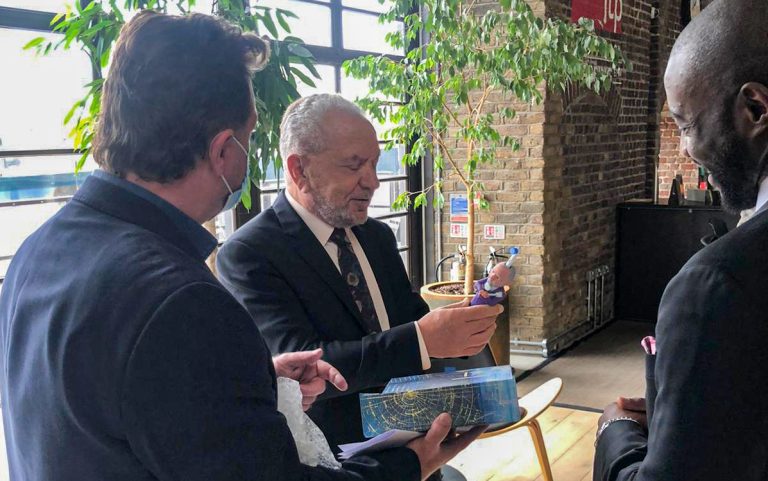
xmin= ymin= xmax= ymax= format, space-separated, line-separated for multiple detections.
xmin=315 ymin=360 xmax=348 ymax=392
xmin=282 ymin=348 xmax=324 ymax=366
xmin=424 ymin=413 xmax=454 ymax=446
xmin=467 ymin=315 xmax=498 ymax=332
xmin=469 ymin=321 xmax=497 ymax=339
xmin=618 ymin=397 xmax=646 ymax=412
xmin=442 ymin=425 xmax=487 ymax=458
xmin=300 ymin=377 xmax=327 ymax=399
xmin=457 ymin=304 xmax=504 ymax=319
xmin=301 ymin=396 xmax=317 ymax=411
xmin=462 ymin=322 xmax=496 ymax=353
xmin=441 ymin=299 xmax=471 ymax=309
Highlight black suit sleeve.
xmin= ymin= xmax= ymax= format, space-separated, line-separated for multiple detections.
xmin=121 ymin=282 xmax=421 ymax=481
xmin=217 ymin=239 xmax=423 ymax=400
xmin=594 ymin=264 xmax=765 ymax=481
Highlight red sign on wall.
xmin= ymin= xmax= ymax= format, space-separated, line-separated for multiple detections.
xmin=571 ymin=0 xmax=623 ymax=34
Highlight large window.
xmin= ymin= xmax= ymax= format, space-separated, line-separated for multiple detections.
xmin=0 ymin=11 xmax=95 ymax=279
xmin=0 ymin=2 xmax=212 ymax=280
xmin=254 ymin=0 xmax=422 ymax=281
xmin=0 ymin=0 xmax=423 ymax=284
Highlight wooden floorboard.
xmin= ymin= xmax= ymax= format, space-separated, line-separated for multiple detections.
xmin=447 ymin=406 xmax=600 ymax=481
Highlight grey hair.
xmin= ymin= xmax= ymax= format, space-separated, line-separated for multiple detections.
xmin=279 ymin=93 xmax=366 ymax=163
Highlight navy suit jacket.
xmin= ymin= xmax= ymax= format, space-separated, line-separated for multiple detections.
xmin=593 ymin=205 xmax=768 ymax=481
xmin=0 ymin=176 xmax=419 ymax=481
xmin=217 ymin=192 xmax=430 ymax=450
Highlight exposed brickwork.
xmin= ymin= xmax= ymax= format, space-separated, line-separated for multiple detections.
xmin=435 ymin=0 xmax=684 ymax=348
xmin=658 ymin=100 xmax=699 ymax=200
xmin=541 ymin=0 xmax=658 ymax=340
xmin=653 ymin=0 xmax=697 ymax=201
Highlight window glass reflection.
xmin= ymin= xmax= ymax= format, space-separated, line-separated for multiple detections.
xmin=0 ymin=28 xmax=92 ymax=152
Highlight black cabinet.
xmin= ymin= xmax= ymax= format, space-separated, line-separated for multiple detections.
xmin=615 ymin=201 xmax=739 ymax=323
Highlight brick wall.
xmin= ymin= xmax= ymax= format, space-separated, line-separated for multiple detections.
xmin=435 ymin=0 xmax=684 ymax=348
xmin=437 ymin=90 xmax=549 ymax=343
xmin=657 ymin=101 xmax=699 ymax=201
xmin=540 ymin=0 xmax=667 ymax=341
xmin=654 ymin=0 xmax=697 ymax=201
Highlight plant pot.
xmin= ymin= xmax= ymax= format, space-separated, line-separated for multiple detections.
xmin=419 ymin=280 xmax=510 ymax=366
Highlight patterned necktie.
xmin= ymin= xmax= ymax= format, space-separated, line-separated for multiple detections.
xmin=329 ymin=228 xmax=380 ymax=334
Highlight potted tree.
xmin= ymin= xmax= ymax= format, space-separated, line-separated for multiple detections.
xmin=344 ymin=0 xmax=626 ymax=300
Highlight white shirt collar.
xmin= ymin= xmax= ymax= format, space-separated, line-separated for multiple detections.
xmin=284 ymin=189 xmax=336 ymax=245
xmin=755 ymin=176 xmax=768 ymax=212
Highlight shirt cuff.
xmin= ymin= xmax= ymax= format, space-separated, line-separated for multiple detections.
xmin=414 ymin=321 xmax=431 ymax=371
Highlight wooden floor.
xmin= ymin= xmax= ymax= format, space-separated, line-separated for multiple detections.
xmin=447 ymin=406 xmax=600 ymax=481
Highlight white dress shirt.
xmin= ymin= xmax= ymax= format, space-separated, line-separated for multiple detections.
xmin=285 ymin=191 xmax=431 ymax=370
xmin=755 ymin=176 xmax=768 ymax=212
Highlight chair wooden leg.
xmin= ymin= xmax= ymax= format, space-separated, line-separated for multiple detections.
xmin=527 ymin=419 xmax=554 ymax=481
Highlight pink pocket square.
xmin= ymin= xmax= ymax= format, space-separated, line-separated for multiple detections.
xmin=641 ymin=336 xmax=656 ymax=355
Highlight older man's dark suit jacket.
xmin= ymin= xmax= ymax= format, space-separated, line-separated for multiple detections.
xmin=593 ymin=205 xmax=768 ymax=481
xmin=0 ymin=176 xmax=419 ymax=481
xmin=217 ymin=191 xmax=430 ymax=450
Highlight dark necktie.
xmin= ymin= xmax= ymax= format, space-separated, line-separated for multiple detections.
xmin=329 ymin=228 xmax=380 ymax=334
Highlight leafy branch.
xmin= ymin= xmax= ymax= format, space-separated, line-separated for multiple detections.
xmin=345 ymin=0 xmax=628 ymax=292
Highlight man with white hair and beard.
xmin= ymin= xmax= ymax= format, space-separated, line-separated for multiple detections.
xmin=593 ymin=0 xmax=768 ymax=479
xmin=217 ymin=94 xmax=503 ymax=453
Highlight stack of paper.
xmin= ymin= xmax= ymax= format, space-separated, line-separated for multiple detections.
xmin=338 ymin=430 xmax=421 ymax=460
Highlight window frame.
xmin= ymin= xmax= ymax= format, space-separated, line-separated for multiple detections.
xmin=0 ymin=6 xmax=83 ymax=283
xmin=0 ymin=1 xmax=424 ymax=286
xmin=244 ymin=0 xmax=424 ymax=286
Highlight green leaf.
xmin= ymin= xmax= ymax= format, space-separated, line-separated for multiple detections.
xmin=298 ymin=55 xmax=320 ymax=77
xmin=75 ymin=150 xmax=90 ymax=173
xmin=433 ymin=190 xmax=445 ymax=209
xmin=414 ymin=192 xmax=427 ymax=209
xmin=287 ymin=43 xmax=312 ymax=58
xmin=63 ymin=101 xmax=80 ymax=125
xmin=100 ymin=49 xmax=110 ymax=68
xmin=290 ymin=66 xmax=316 ymax=88
xmin=240 ymin=179 xmax=252 ymax=210
xmin=260 ymin=11 xmax=279 ymax=38
xmin=275 ymin=9 xmax=291 ymax=32
xmin=51 ymin=12 xmax=65 ymax=25
xmin=22 ymin=37 xmax=45 ymax=50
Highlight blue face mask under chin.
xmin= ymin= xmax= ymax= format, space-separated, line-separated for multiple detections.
xmin=221 ymin=135 xmax=251 ymax=212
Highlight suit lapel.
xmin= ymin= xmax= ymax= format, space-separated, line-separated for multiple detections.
xmin=272 ymin=192 xmax=367 ymax=329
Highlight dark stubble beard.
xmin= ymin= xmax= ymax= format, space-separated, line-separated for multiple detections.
xmin=708 ymin=123 xmax=764 ymax=213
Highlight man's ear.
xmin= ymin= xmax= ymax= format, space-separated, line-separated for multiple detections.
xmin=286 ymin=153 xmax=309 ymax=190
xmin=737 ymin=82 xmax=768 ymax=138
xmin=207 ymin=129 xmax=235 ymax=176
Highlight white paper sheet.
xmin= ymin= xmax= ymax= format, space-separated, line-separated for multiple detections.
xmin=276 ymin=377 xmax=341 ymax=468
xmin=337 ymin=430 xmax=422 ymax=460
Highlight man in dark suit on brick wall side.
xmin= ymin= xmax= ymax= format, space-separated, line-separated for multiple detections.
xmin=593 ymin=1 xmax=768 ymax=480
xmin=0 ymin=11 xmax=483 ymax=481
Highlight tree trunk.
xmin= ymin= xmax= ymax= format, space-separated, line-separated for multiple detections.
xmin=464 ymin=186 xmax=475 ymax=295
